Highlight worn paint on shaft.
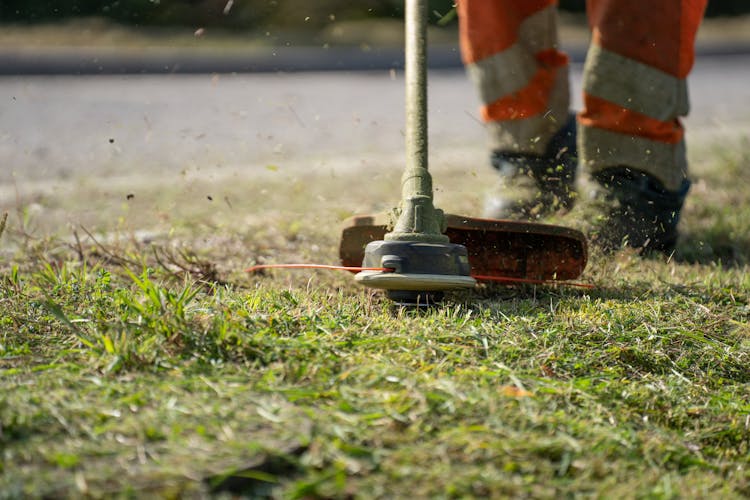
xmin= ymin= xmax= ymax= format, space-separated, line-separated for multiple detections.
xmin=385 ymin=0 xmax=448 ymax=243
xmin=405 ymin=0 xmax=428 ymax=172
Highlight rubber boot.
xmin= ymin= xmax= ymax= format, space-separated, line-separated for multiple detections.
xmin=590 ymin=167 xmax=690 ymax=254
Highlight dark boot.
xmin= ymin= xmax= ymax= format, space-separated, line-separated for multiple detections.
xmin=590 ymin=167 xmax=690 ymax=254
xmin=484 ymin=114 xmax=578 ymax=220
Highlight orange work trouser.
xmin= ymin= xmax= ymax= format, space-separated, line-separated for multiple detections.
xmin=457 ymin=0 xmax=707 ymax=190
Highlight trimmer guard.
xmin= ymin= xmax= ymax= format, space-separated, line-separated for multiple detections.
xmin=340 ymin=213 xmax=587 ymax=282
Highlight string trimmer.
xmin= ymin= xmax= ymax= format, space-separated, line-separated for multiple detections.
xmin=339 ymin=0 xmax=588 ymax=305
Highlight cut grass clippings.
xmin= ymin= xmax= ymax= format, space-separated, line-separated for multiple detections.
xmin=2 ymin=141 xmax=750 ymax=498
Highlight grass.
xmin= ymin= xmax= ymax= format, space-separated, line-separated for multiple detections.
xmin=2 ymin=15 xmax=750 ymax=52
xmin=0 ymin=16 xmax=461 ymax=51
xmin=1 ymin=137 xmax=750 ymax=498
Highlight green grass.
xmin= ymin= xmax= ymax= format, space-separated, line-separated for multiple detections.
xmin=2 ymin=140 xmax=750 ymax=498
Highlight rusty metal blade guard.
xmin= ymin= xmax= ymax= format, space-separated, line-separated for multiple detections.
xmin=340 ymin=213 xmax=587 ymax=282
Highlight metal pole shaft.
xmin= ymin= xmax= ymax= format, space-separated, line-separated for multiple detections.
xmin=385 ymin=0 xmax=447 ymax=242
xmin=356 ymin=0 xmax=475 ymax=296
xmin=405 ymin=0 xmax=428 ymax=171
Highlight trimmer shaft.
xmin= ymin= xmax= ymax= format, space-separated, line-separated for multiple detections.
xmin=354 ymin=0 xmax=476 ymax=304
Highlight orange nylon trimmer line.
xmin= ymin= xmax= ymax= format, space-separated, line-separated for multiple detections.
xmin=471 ymin=274 xmax=595 ymax=289
xmin=244 ymin=263 xmax=595 ymax=289
xmin=244 ymin=264 xmax=394 ymax=273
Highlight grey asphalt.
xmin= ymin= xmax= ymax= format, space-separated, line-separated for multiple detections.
xmin=2 ymin=53 xmax=750 ymax=189
xmin=0 ymin=45 xmax=468 ymax=75
xmin=1 ymin=40 xmax=748 ymax=75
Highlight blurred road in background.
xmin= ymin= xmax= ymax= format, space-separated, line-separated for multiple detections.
xmin=1 ymin=53 xmax=750 ymax=188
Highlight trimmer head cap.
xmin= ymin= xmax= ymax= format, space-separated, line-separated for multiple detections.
xmin=355 ymin=239 xmax=476 ymax=306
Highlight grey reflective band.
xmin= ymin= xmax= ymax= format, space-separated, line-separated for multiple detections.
xmin=485 ymin=70 xmax=570 ymax=155
xmin=583 ymin=43 xmax=690 ymax=121
xmin=580 ymin=125 xmax=688 ymax=190
xmin=465 ymin=6 xmax=565 ymax=106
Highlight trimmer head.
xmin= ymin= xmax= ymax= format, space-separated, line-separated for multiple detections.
xmin=355 ymin=239 xmax=476 ymax=306
xmin=346 ymin=0 xmax=586 ymax=305
xmin=341 ymin=213 xmax=588 ymax=284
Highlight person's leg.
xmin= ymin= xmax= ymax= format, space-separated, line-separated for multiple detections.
xmin=580 ymin=0 xmax=707 ymax=251
xmin=457 ymin=0 xmax=576 ymax=219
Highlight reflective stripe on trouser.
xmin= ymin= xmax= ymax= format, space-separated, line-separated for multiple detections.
xmin=579 ymin=0 xmax=707 ymax=191
xmin=457 ymin=1 xmax=570 ymax=155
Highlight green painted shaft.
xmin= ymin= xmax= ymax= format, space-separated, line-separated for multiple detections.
xmin=385 ymin=0 xmax=448 ymax=243
xmin=405 ymin=0 xmax=428 ymax=172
